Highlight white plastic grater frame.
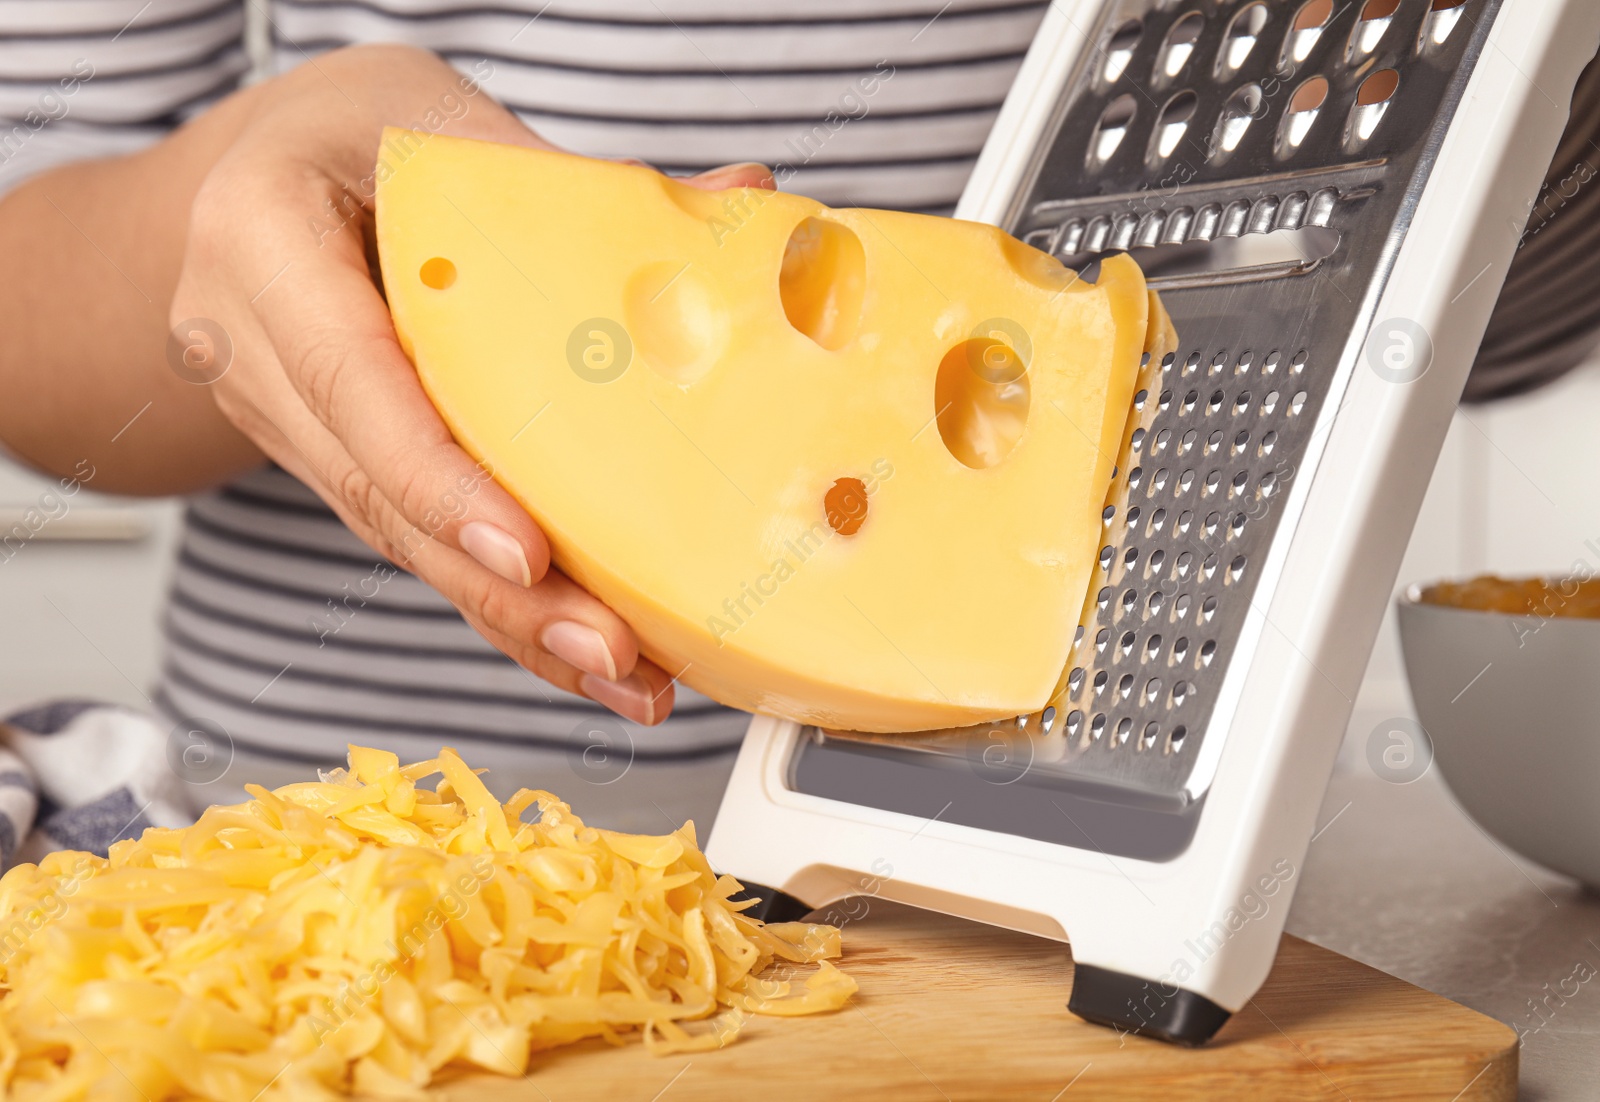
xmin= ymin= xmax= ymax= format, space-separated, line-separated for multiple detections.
xmin=707 ymin=0 xmax=1600 ymax=1028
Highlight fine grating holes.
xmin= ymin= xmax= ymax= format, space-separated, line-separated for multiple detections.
xmin=1119 ymin=631 xmax=1136 ymax=657
xmin=1182 ymin=389 xmax=1199 ymax=412
xmin=1122 ymin=588 xmax=1138 ymax=614
xmin=1264 ymin=350 xmax=1282 ymax=373
xmin=1100 ymin=545 xmax=1114 ymax=569
xmin=1229 ymin=512 xmax=1246 ymax=537
xmin=1115 ymin=716 xmax=1133 ymax=746
xmin=1141 ymin=721 xmax=1161 ymax=750
xmin=1183 ymin=352 xmax=1202 ymax=375
xmin=1217 ymin=2 xmax=1269 ymax=78
xmin=1103 ymin=19 xmax=1142 ymax=84
xmin=1350 ymin=0 xmax=1399 ymax=58
xmin=1161 ymin=352 xmax=1177 ymax=373
xmin=1103 ymin=504 xmax=1117 ymax=525
xmin=1178 ymin=470 xmax=1195 ymax=494
xmin=1207 ymin=429 xmax=1224 ymax=454
xmin=1171 ymin=680 xmax=1190 ymax=706
xmin=1286 ymin=0 xmax=1333 ymax=65
xmin=1233 ymin=430 xmax=1250 ymax=454
xmin=1280 ymin=76 xmax=1329 ymax=154
xmin=1173 ymin=636 xmax=1190 ymax=663
xmin=1262 ymin=390 xmax=1280 ymax=415
xmin=1068 ymin=667 xmax=1085 ymax=694
xmin=1422 ymin=0 xmax=1467 ymax=49
xmin=1176 ymin=511 xmax=1193 ymax=536
xmin=1159 ymin=12 xmax=1205 ymax=80
xmin=1201 ymin=595 xmax=1217 ymax=621
xmin=1091 ymin=713 xmax=1107 ymax=740
xmin=1066 ymin=709 xmax=1084 ymax=738
xmin=1145 ymin=633 xmax=1163 ymax=660
xmin=1095 ymin=627 xmax=1110 ymax=653
xmin=1207 ymin=390 xmax=1224 ymax=413
xmin=1203 ymin=471 xmax=1221 ymax=496
xmin=1230 ymin=554 xmax=1248 ymax=581
xmin=1169 ymin=725 xmax=1189 ymax=753
xmin=1041 ymin=706 xmax=1057 ymax=734
xmin=1094 ymin=670 xmax=1109 ymax=696
xmin=1200 ymin=639 xmax=1217 ymax=666
xmin=1147 ymin=591 xmax=1165 ymax=617
xmin=1236 ymin=350 xmax=1254 ymax=374
xmin=1291 ymin=390 xmax=1308 ymax=415
xmin=1203 ymin=511 xmax=1219 ymax=537
xmin=1292 ymin=350 xmax=1308 ymax=373
xmin=1349 ymin=69 xmax=1400 ymax=146
xmin=1097 ymin=586 xmax=1111 ymax=611
xmin=1214 ymin=84 xmax=1265 ymax=159
xmin=1126 ymin=505 xmax=1142 ymax=527
xmin=1118 ymin=673 xmax=1135 ymax=700
xmin=1155 ymin=427 xmax=1172 ymax=451
xmin=1176 ymin=551 xmax=1194 ymax=579
xmin=1173 ymin=594 xmax=1191 ymax=620
xmin=1202 ymin=555 xmax=1218 ymax=581
xmin=1180 ymin=428 xmax=1198 ymax=453
xmin=1144 ymin=678 xmax=1162 ymax=704
xmin=1129 ymin=465 xmax=1145 ymax=490
xmin=1148 ymin=547 xmax=1165 ymax=574
xmin=1260 ymin=429 xmax=1278 ymax=455
xmin=1231 ymin=470 xmax=1249 ymax=495
xmin=1233 ymin=391 xmax=1252 ymax=414
xmin=1089 ymin=95 xmax=1138 ymax=167
xmin=1151 ymin=91 xmax=1199 ymax=161
xmin=1159 ymin=389 xmax=1174 ymax=411
xmin=1131 ymin=427 xmax=1147 ymax=451
xmin=1153 ymin=468 xmax=1170 ymax=492
xmin=1210 ymin=352 xmax=1228 ymax=374
xmin=1149 ymin=508 xmax=1168 ymax=534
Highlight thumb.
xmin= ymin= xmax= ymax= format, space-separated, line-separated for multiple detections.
xmin=686 ymin=161 xmax=776 ymax=191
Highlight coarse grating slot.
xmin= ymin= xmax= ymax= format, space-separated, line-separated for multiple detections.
xmin=791 ymin=0 xmax=1500 ymax=826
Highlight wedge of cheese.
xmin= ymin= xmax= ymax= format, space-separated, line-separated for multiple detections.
xmin=376 ymin=130 xmax=1155 ymax=733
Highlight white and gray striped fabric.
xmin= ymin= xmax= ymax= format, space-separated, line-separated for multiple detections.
xmin=1 ymin=0 xmax=1048 ymax=849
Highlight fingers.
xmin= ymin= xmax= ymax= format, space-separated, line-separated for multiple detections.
xmin=211 ymin=332 xmax=645 ymax=688
xmin=248 ymin=229 xmax=555 ymax=595
xmin=687 ymin=162 xmax=776 ymax=191
xmin=466 ymin=612 xmax=678 ymax=726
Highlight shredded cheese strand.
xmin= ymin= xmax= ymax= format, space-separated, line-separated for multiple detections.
xmin=0 ymin=746 xmax=854 ymax=1100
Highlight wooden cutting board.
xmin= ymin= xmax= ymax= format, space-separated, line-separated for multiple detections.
xmin=430 ymin=900 xmax=1516 ymax=1101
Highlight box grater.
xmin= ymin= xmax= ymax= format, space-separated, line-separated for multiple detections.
xmin=707 ymin=0 xmax=1600 ymax=1045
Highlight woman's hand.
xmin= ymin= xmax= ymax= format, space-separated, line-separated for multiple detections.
xmin=170 ymin=44 xmax=772 ymax=724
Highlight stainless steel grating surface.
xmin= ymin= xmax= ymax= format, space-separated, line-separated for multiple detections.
xmin=791 ymin=0 xmax=1503 ymax=835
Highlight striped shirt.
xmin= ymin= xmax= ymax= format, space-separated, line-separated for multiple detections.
xmin=2 ymin=0 xmax=1048 ymax=831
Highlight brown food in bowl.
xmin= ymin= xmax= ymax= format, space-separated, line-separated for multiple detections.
xmin=1418 ymin=574 xmax=1600 ymax=618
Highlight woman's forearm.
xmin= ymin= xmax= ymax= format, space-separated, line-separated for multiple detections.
xmin=0 ymin=84 xmax=268 ymax=494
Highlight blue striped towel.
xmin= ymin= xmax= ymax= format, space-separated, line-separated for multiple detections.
xmin=0 ymin=701 xmax=200 ymax=870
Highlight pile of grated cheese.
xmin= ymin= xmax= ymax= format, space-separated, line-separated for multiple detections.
xmin=0 ymin=746 xmax=854 ymax=1100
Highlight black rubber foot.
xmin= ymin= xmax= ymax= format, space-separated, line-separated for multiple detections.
xmin=1069 ymin=963 xmax=1232 ymax=1046
xmin=727 ymin=880 xmax=813 ymax=923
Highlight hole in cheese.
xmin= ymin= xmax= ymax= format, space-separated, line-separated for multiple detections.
xmin=935 ymin=338 xmax=1031 ymax=469
xmin=624 ymin=260 xmax=729 ymax=385
xmin=824 ymin=477 xmax=869 ymax=535
xmin=419 ymin=256 xmax=457 ymax=289
xmin=779 ymin=217 xmax=865 ymax=351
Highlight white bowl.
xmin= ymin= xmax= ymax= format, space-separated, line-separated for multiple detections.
xmin=1397 ymin=587 xmax=1600 ymax=889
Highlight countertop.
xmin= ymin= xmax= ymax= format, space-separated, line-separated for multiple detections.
xmin=1288 ymin=708 xmax=1600 ymax=1102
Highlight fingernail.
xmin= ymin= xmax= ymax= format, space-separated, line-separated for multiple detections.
xmin=542 ymin=621 xmax=618 ymax=681
xmin=460 ymin=521 xmax=532 ymax=587
xmin=581 ymin=672 xmax=655 ymax=725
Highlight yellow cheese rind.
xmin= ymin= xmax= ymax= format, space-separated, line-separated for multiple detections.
xmin=376 ymin=131 xmax=1149 ymax=732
